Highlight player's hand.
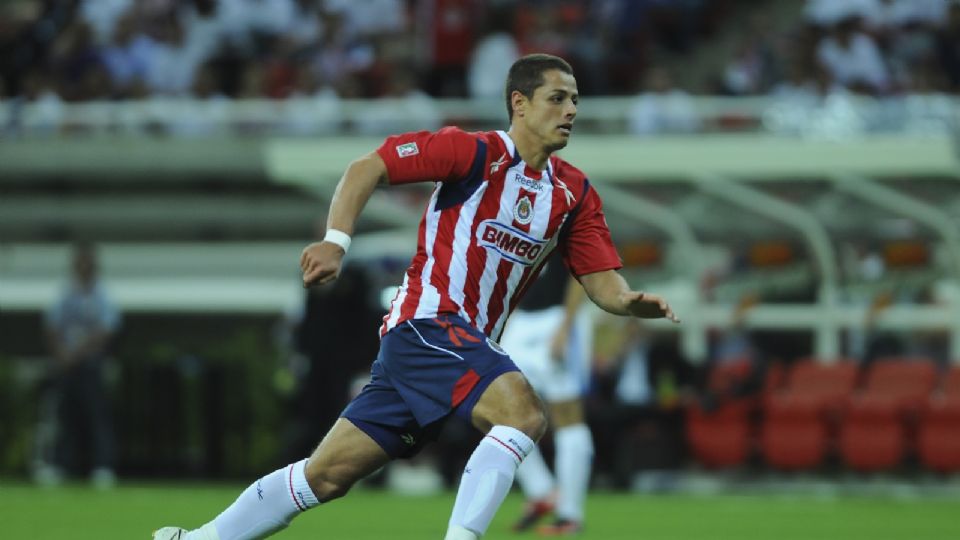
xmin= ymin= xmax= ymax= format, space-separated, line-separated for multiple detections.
xmin=300 ymin=241 xmax=345 ymax=288
xmin=621 ymin=291 xmax=680 ymax=323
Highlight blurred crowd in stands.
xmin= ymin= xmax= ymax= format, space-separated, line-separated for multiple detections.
xmin=2 ymin=0 xmax=956 ymax=106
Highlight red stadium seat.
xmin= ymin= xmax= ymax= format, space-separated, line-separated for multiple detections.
xmin=760 ymin=359 xmax=858 ymax=470
xmin=857 ymin=358 xmax=938 ymax=416
xmin=761 ymin=394 xmax=826 ymax=470
xmin=686 ymin=400 xmax=752 ymax=469
xmin=839 ymin=358 xmax=938 ymax=472
xmin=839 ymin=395 xmax=905 ymax=471
xmin=918 ymin=395 xmax=960 ymax=473
xmin=942 ymin=365 xmax=960 ymax=396
xmin=707 ymin=357 xmax=754 ymax=395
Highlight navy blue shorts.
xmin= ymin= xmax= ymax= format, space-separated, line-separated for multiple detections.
xmin=342 ymin=314 xmax=519 ymax=458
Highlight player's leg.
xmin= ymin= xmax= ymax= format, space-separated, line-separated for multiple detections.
xmin=538 ymin=309 xmax=593 ymax=536
xmin=537 ymin=399 xmax=592 ymax=536
xmin=154 ymin=418 xmax=390 ymax=540
xmin=445 ymin=370 xmax=548 ymax=540
xmin=499 ymin=311 xmax=558 ymax=531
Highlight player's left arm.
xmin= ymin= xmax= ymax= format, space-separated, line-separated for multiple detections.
xmin=578 ymin=270 xmax=679 ymax=322
xmin=561 ymin=181 xmax=679 ymax=323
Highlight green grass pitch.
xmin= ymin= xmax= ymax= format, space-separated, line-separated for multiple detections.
xmin=1 ymin=482 xmax=957 ymax=539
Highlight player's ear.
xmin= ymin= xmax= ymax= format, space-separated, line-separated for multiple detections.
xmin=511 ymin=90 xmax=527 ymax=118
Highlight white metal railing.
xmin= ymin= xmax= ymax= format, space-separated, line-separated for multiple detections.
xmin=4 ymin=94 xmax=957 ymax=137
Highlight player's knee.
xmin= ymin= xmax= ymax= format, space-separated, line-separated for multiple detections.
xmin=304 ymin=464 xmax=354 ymax=503
xmin=515 ymin=400 xmax=549 ymax=441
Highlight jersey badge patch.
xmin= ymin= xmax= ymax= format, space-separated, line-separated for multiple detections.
xmin=396 ymin=142 xmax=419 ymax=158
xmin=514 ymin=195 xmax=534 ymax=225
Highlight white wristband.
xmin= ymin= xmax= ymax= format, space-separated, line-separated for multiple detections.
xmin=323 ymin=229 xmax=351 ymax=253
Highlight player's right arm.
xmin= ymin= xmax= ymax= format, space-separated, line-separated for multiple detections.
xmin=301 ymin=151 xmax=387 ymax=288
xmin=301 ymin=128 xmax=478 ymax=288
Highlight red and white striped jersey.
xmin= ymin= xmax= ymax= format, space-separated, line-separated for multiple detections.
xmin=376 ymin=127 xmax=622 ymax=339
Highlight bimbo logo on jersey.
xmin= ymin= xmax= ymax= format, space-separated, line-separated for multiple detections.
xmin=476 ymin=220 xmax=546 ymax=265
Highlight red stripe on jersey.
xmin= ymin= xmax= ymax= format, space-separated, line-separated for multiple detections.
xmin=482 ymin=188 xmax=538 ymax=334
xmin=505 ymin=250 xmax=555 ymax=325
xmin=384 ymin=213 xmax=429 ymax=336
xmin=430 ymin=209 xmax=461 ymax=314
xmin=482 ymin=258 xmax=515 ymax=336
xmin=461 ymin=160 xmax=508 ymax=323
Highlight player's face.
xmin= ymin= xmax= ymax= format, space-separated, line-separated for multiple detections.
xmin=522 ymin=69 xmax=578 ymax=152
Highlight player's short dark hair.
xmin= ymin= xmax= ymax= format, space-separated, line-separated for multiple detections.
xmin=505 ymin=54 xmax=574 ymax=122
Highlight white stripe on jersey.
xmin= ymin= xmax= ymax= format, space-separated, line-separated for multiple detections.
xmin=414 ymin=185 xmax=443 ymax=319
xmin=384 ymin=272 xmax=409 ymax=329
xmin=496 ymin=131 xmax=515 ymax=156
xmin=448 ymin=181 xmax=489 ymax=323
xmin=489 ymin=162 xmax=556 ymax=338
xmin=474 ymin=163 xmax=523 ymax=331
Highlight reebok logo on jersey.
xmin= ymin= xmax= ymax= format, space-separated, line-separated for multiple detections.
xmin=476 ymin=220 xmax=546 ymax=265
xmin=555 ymin=177 xmax=576 ymax=204
xmin=396 ymin=142 xmax=419 ymax=158
xmin=512 ymin=172 xmax=543 ymax=192
xmin=490 ymin=152 xmax=508 ymax=174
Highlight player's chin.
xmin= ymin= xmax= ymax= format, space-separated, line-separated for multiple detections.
xmin=547 ymin=137 xmax=569 ymax=153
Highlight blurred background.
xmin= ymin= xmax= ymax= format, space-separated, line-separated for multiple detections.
xmin=1 ymin=0 xmax=960 ymax=504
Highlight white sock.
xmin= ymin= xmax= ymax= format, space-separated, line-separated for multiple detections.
xmin=514 ymin=445 xmax=555 ymax=502
xmin=445 ymin=425 xmax=535 ymax=539
xmin=554 ymin=424 xmax=593 ymax=523
xmin=193 ymin=459 xmax=319 ymax=540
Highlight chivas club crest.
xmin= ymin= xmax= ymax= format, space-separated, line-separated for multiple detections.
xmin=514 ymin=195 xmax=534 ymax=225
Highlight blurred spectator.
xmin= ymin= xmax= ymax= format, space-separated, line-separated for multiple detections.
xmin=156 ymin=61 xmax=230 ymax=137
xmin=308 ymin=10 xmax=370 ymax=97
xmin=13 ymin=69 xmax=65 ymax=135
xmin=765 ymin=61 xmax=865 ymax=138
xmin=326 ymin=0 xmax=408 ymax=40
xmin=100 ymin=13 xmax=154 ymax=98
xmin=416 ymin=0 xmax=482 ymax=97
xmin=589 ymin=319 xmax=696 ymax=488
xmin=79 ymin=0 xmax=134 ymax=45
xmin=937 ymin=1 xmax=960 ymax=92
xmin=144 ymin=15 xmax=206 ymax=96
xmin=50 ymin=21 xmax=111 ymax=101
xmin=42 ymin=241 xmax=121 ymax=488
xmin=517 ymin=5 xmax=571 ymax=59
xmin=467 ymin=6 xmax=520 ymax=100
xmin=627 ymin=66 xmax=699 ymax=135
xmin=816 ymin=16 xmax=891 ymax=94
xmin=280 ymin=66 xmax=343 ymax=136
xmin=353 ymin=66 xmax=441 ymax=135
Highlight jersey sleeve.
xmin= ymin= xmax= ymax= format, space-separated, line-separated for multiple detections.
xmin=376 ymin=126 xmax=478 ymax=185
xmin=560 ymin=184 xmax=623 ymax=277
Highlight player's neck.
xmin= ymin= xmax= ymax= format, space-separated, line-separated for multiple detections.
xmin=506 ymin=126 xmax=550 ymax=171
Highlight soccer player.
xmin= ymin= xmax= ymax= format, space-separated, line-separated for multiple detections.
xmin=499 ymin=262 xmax=593 ymax=536
xmin=154 ymin=53 xmax=678 ymax=540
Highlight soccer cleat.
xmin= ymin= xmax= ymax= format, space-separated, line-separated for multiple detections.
xmin=152 ymin=527 xmax=188 ymax=539
xmin=512 ymin=498 xmax=555 ymax=532
xmin=536 ymin=518 xmax=582 ymax=536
